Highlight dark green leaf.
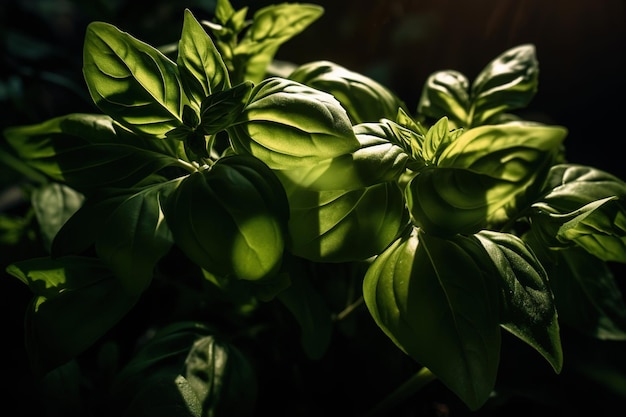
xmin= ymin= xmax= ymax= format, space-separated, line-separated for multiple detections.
xmin=3 ymin=114 xmax=182 ymax=194
xmin=95 ymin=182 xmax=176 ymax=295
xmin=6 ymin=256 xmax=139 ymax=375
xmin=417 ymin=70 xmax=470 ymax=127
xmin=182 ymin=335 xmax=257 ymax=416
xmin=363 ymin=227 xmax=501 ymax=410
xmin=198 ymin=81 xmax=252 ymax=134
xmin=540 ymin=247 xmax=626 ymax=340
xmin=531 ymin=164 xmax=626 ymax=262
xmin=31 ymin=183 xmax=84 ymax=252
xmin=276 ymin=262 xmax=333 ymax=359
xmin=476 ymin=230 xmax=562 ymax=373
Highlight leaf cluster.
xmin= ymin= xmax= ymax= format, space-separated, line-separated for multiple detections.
xmin=2 ymin=0 xmax=626 ymax=415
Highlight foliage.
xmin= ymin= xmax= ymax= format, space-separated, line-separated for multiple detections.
xmin=2 ymin=1 xmax=626 ymax=415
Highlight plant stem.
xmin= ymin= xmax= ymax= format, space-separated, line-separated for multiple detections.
xmin=361 ymin=367 xmax=437 ymax=417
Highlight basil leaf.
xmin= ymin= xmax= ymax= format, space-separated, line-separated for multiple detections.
xmin=3 ymin=114 xmax=182 ymax=194
xmin=289 ymin=60 xmax=407 ymax=124
xmin=471 ymin=44 xmax=539 ymax=126
xmin=177 ymin=8 xmax=231 ymax=110
xmin=406 ymin=124 xmax=567 ymax=236
xmin=417 ymin=70 xmax=470 ymax=127
xmin=363 ymin=228 xmax=501 ymax=411
xmin=540 ymin=247 xmax=626 ymax=340
xmin=476 ymin=230 xmax=562 ymax=373
xmin=83 ymin=21 xmax=185 ymax=137
xmin=165 ymin=155 xmax=288 ymax=281
xmin=95 ymin=182 xmax=176 ymax=295
xmin=6 ymin=256 xmax=139 ymax=376
xmin=31 ymin=183 xmax=84 ymax=252
xmin=276 ymin=123 xmax=408 ymax=191
xmin=232 ymin=3 xmax=323 ymax=83
xmin=286 ymin=181 xmax=409 ymax=262
xmin=229 ymin=77 xmax=359 ymax=169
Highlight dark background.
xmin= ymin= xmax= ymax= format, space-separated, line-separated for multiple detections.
xmin=1 ymin=1 xmax=625 ymax=415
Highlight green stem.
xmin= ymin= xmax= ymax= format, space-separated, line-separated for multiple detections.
xmin=361 ymin=367 xmax=437 ymax=417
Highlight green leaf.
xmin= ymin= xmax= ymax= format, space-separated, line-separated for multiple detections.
xmin=31 ymin=183 xmax=84 ymax=252
xmin=275 ymin=123 xmax=408 ymax=191
xmin=417 ymin=70 xmax=470 ymax=127
xmin=406 ymin=123 xmax=567 ymax=236
xmin=198 ymin=81 xmax=253 ymax=135
xmin=363 ymin=227 xmax=501 ymax=410
xmin=6 ymin=256 xmax=140 ymax=375
xmin=228 ymin=77 xmax=360 ymax=169
xmin=475 ymin=230 xmax=562 ymax=373
xmin=83 ymin=21 xmax=184 ymax=138
xmin=232 ymin=3 xmax=324 ymax=83
xmin=531 ymin=164 xmax=626 ymax=262
xmin=165 ymin=155 xmax=289 ymax=281
xmin=420 ymin=116 xmax=463 ymax=164
xmin=286 ymin=181 xmax=409 ymax=262
xmin=3 ymin=114 xmax=182 ymax=194
xmin=288 ymin=60 xmax=407 ymax=124
xmin=177 ymin=8 xmax=231 ymax=110
xmin=51 ymin=190 xmax=129 ymax=257
xmin=95 ymin=182 xmax=176 ymax=295
xmin=417 ymin=44 xmax=539 ymax=128
xmin=471 ymin=44 xmax=539 ymax=126
xmin=539 ymin=247 xmax=626 ymax=340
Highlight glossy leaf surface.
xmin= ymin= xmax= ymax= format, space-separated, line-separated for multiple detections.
xmin=228 ymin=77 xmax=359 ymax=169
xmin=476 ymin=230 xmax=562 ymax=372
xmin=289 ymin=60 xmax=407 ymax=124
xmin=406 ymin=123 xmax=567 ymax=236
xmin=363 ymin=227 xmax=501 ymax=410
xmin=177 ymin=9 xmax=231 ymax=110
xmin=165 ymin=155 xmax=288 ymax=281
xmin=83 ymin=22 xmax=184 ymax=137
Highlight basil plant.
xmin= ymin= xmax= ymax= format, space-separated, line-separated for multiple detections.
xmin=3 ymin=0 xmax=625 ymax=414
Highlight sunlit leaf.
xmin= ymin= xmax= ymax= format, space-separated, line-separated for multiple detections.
xmin=471 ymin=44 xmax=539 ymax=126
xmin=232 ymin=3 xmax=323 ymax=83
xmin=165 ymin=155 xmax=288 ymax=281
xmin=83 ymin=22 xmax=185 ymax=137
xmin=286 ymin=181 xmax=408 ymax=262
xmin=288 ymin=60 xmax=407 ymax=124
xmin=229 ymin=77 xmax=359 ymax=169
xmin=406 ymin=123 xmax=566 ymax=236
xmin=363 ymin=227 xmax=501 ymax=410
xmin=177 ymin=8 xmax=231 ymax=110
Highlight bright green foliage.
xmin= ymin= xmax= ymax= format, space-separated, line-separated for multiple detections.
xmin=2 ymin=3 xmax=626 ymax=415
